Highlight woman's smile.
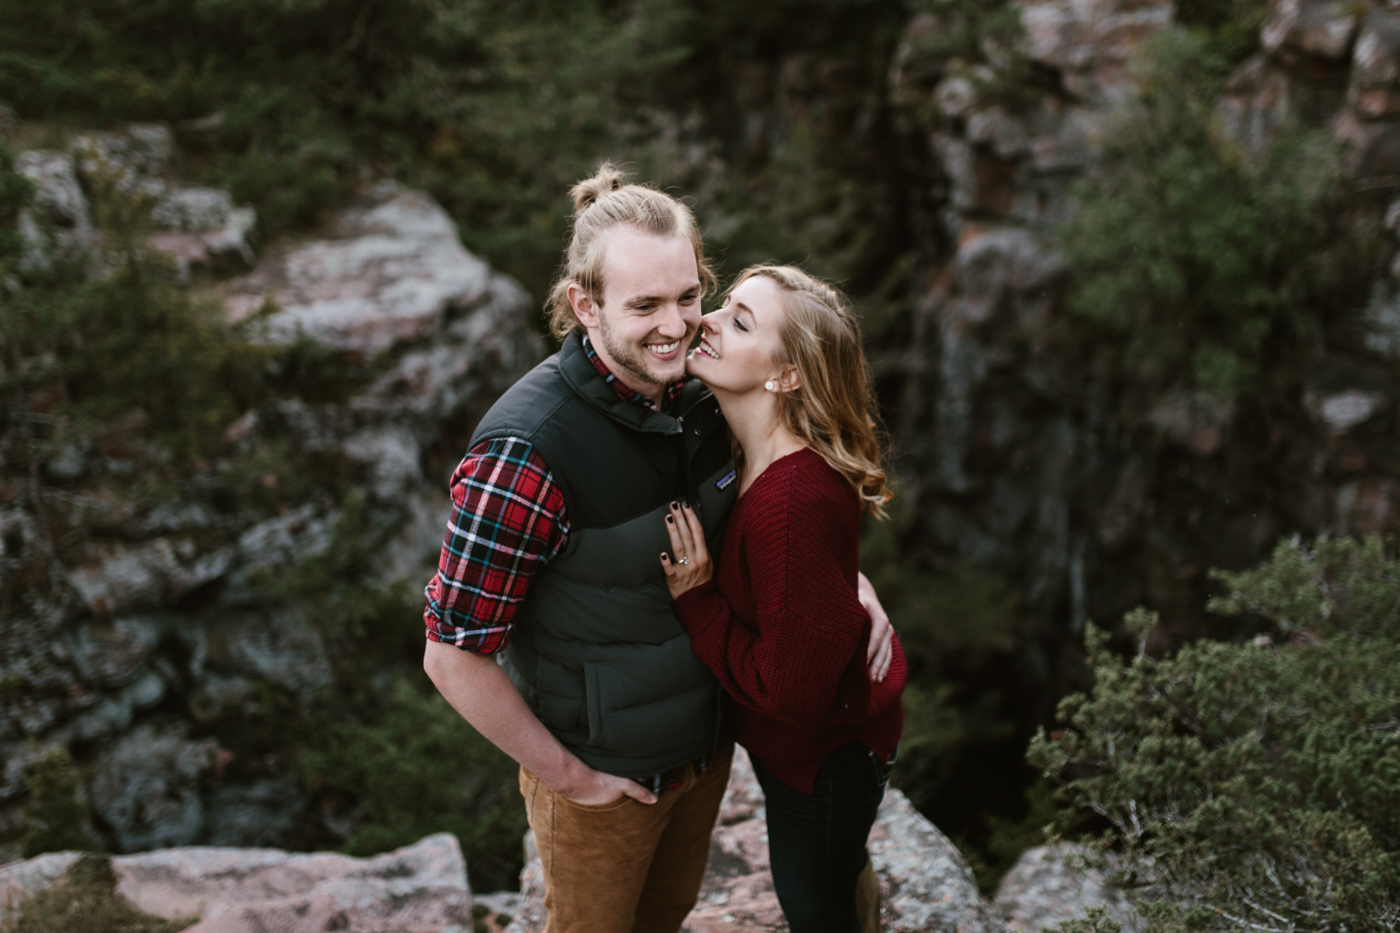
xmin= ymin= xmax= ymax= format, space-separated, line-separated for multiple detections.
xmin=693 ymin=336 xmax=721 ymax=360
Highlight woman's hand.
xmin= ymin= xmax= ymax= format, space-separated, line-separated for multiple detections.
xmin=660 ymin=501 xmax=713 ymax=599
xmin=858 ymin=572 xmax=894 ymax=683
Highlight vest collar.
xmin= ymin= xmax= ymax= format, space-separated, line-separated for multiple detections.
xmin=559 ymin=332 xmax=710 ymax=435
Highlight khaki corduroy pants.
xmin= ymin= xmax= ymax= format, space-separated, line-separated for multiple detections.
xmin=519 ymin=743 xmax=733 ymax=933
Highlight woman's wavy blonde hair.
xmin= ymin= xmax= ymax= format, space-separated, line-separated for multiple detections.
xmin=730 ymin=264 xmax=893 ymax=518
xmin=546 ymin=162 xmax=716 ymax=339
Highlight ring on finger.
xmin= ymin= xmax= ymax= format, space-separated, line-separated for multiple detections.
xmin=677 ymin=557 xmax=690 ymax=565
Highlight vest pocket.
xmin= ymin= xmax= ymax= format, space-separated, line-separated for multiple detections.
xmin=531 ymin=653 xmax=585 ymax=735
xmin=537 ymin=690 xmax=584 ymax=736
xmin=584 ymin=661 xmax=719 ymax=755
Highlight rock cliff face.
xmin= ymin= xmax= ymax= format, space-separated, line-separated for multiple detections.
xmin=882 ymin=0 xmax=1400 ymax=701
xmin=0 ymin=124 xmax=544 ymax=860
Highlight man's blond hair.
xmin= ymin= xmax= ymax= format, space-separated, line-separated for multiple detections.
xmin=545 ymin=163 xmax=716 ymax=338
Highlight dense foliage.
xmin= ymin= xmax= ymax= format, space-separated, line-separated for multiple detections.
xmin=301 ymin=684 xmax=525 ymax=878
xmin=1175 ymin=0 xmax=1270 ymax=63
xmin=1057 ymin=27 xmax=1375 ymax=403
xmin=0 ymin=0 xmax=915 ymax=305
xmin=1032 ymin=537 xmax=1400 ymax=930
xmin=892 ymin=0 xmax=1040 ymax=118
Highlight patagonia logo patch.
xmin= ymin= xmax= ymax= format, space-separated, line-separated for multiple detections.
xmin=716 ymin=469 xmax=737 ymax=491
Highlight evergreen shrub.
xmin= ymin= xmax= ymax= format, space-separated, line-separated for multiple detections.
xmin=0 ymin=149 xmax=31 ymax=267
xmin=1031 ymin=536 xmax=1400 ymax=930
xmin=300 ymin=682 xmax=527 ymax=893
xmin=898 ymin=0 xmax=1039 ymax=114
xmin=0 ymin=150 xmax=269 ymax=463
xmin=19 ymin=748 xmax=88 ymax=857
xmin=1057 ymin=30 xmax=1369 ymax=402
xmin=1174 ymin=0 xmax=1270 ymax=63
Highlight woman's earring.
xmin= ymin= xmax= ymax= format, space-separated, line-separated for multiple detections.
xmin=765 ymin=380 xmax=776 ymax=391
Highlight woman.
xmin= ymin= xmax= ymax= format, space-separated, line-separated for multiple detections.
xmin=659 ymin=265 xmax=906 ymax=933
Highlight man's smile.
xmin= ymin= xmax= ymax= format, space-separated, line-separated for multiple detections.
xmin=646 ymin=339 xmax=682 ymax=359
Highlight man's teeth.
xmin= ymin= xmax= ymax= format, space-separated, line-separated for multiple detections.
xmin=649 ymin=341 xmax=680 ymax=354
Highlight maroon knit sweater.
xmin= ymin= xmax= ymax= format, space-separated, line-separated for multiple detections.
xmin=673 ymin=447 xmax=906 ymax=795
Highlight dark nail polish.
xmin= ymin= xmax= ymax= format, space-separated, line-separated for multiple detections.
xmin=670 ymin=501 xmax=679 ymax=509
xmin=666 ymin=516 xmax=674 ymax=524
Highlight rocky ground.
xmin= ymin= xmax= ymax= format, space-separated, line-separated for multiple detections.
xmin=0 ymin=748 xmax=1134 ymax=933
xmin=1 ymin=834 xmax=476 ymax=933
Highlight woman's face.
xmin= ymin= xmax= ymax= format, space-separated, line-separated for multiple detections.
xmin=686 ymin=274 xmax=789 ymax=394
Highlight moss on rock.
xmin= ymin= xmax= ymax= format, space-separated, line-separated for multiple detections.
xmin=2 ymin=855 xmax=191 ymax=933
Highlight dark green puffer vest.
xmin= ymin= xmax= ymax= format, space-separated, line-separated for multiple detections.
xmin=471 ymin=333 xmax=738 ymax=778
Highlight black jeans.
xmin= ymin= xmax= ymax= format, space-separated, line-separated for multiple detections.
xmin=752 ymin=743 xmax=894 ymax=933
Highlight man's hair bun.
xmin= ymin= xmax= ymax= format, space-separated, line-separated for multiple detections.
xmin=570 ymin=162 xmax=629 ymax=214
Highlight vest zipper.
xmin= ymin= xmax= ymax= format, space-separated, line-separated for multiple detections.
xmin=675 ymin=415 xmax=701 ymax=516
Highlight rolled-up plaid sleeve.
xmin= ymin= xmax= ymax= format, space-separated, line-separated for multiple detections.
xmin=423 ymin=436 xmax=568 ymax=655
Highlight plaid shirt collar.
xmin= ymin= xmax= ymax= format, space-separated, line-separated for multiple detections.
xmin=581 ymin=335 xmax=685 ymax=413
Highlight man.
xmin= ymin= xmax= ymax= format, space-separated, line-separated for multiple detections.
xmin=423 ymin=165 xmax=893 ymax=933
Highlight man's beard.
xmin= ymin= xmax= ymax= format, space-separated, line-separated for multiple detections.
xmin=596 ymin=308 xmax=687 ymax=392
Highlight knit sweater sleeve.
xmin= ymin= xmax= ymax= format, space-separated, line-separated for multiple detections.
xmin=672 ymin=460 xmax=870 ymax=726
